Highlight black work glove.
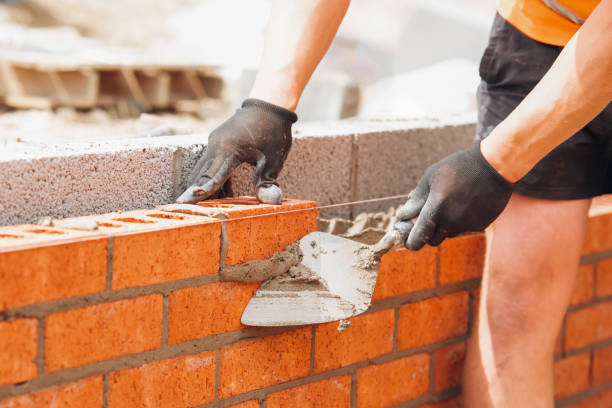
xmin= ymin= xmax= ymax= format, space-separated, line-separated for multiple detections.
xmin=177 ymin=99 xmax=298 ymax=204
xmin=395 ymin=142 xmax=514 ymax=250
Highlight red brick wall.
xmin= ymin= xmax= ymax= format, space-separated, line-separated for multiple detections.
xmin=0 ymin=196 xmax=611 ymax=407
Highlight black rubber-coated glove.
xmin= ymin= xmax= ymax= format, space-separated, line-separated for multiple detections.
xmin=177 ymin=99 xmax=298 ymax=204
xmin=395 ymin=142 xmax=514 ymax=250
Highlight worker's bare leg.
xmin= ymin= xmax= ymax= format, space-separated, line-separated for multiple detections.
xmin=462 ymin=193 xmax=591 ymax=408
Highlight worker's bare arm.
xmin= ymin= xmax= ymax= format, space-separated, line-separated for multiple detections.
xmin=177 ymin=0 xmax=350 ymax=204
xmin=249 ymin=0 xmax=351 ymax=110
xmin=481 ymin=0 xmax=612 ymax=182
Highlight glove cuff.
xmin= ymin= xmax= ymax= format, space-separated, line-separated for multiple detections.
xmin=242 ymin=99 xmax=298 ymax=123
xmin=471 ymin=141 xmax=515 ymax=190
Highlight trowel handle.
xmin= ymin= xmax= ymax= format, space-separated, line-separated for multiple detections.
xmin=372 ymin=220 xmax=413 ymax=258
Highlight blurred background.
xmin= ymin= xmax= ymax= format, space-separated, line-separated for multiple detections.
xmin=0 ymin=0 xmax=495 ymax=145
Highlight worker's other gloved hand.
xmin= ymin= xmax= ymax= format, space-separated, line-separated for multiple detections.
xmin=177 ymin=99 xmax=297 ymax=204
xmin=396 ymin=142 xmax=514 ymax=250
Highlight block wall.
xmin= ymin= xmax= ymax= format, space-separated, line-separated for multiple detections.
xmin=0 ymin=196 xmax=611 ymax=408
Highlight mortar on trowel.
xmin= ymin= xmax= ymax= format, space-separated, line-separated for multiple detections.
xmin=238 ymin=222 xmax=411 ymax=326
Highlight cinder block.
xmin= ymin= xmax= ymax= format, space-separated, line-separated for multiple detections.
xmin=570 ymin=264 xmax=594 ymax=306
xmin=553 ymin=353 xmax=590 ymax=400
xmin=0 ymin=226 xmax=107 ymax=310
xmin=373 ymin=247 xmax=437 ymax=300
xmin=85 ymin=209 xmax=221 ymax=290
xmin=45 ymin=295 xmax=163 ymax=372
xmin=218 ymin=328 xmax=311 ymax=398
xmin=194 ymin=197 xmax=317 ymax=266
xmin=592 ymin=345 xmax=612 ymax=387
xmin=266 ymin=376 xmax=351 ymax=407
xmin=108 ymin=352 xmax=216 ymax=408
xmin=351 ymin=123 xmax=475 ymax=214
xmin=433 ymin=341 xmax=465 ymax=392
xmin=0 ymin=145 xmax=182 ymax=225
xmin=0 ymin=319 xmax=37 ymax=386
xmin=356 ymin=353 xmax=430 ymax=408
xmin=0 ymin=376 xmax=103 ymax=408
xmin=168 ymin=282 xmax=259 ymax=344
xmin=230 ymin=131 xmax=353 ymax=219
xmin=565 ymin=301 xmax=612 ymax=351
xmin=439 ymin=234 xmax=485 ymax=285
xmin=314 ymin=310 xmax=394 ymax=372
xmin=596 ymin=258 xmax=612 ymax=298
xmin=398 ymin=292 xmax=469 ymax=350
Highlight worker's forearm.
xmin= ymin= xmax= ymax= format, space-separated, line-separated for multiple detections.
xmin=481 ymin=0 xmax=612 ymax=182
xmin=248 ymin=0 xmax=350 ymax=111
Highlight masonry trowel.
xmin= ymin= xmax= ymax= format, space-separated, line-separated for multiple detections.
xmin=241 ymin=222 xmax=411 ymax=326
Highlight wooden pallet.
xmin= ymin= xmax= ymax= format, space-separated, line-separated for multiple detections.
xmin=0 ymin=60 xmax=227 ymax=113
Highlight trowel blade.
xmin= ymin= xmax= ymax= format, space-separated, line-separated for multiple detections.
xmin=241 ymin=231 xmax=379 ymax=326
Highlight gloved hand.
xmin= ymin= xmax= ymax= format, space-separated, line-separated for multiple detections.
xmin=177 ymin=99 xmax=298 ymax=204
xmin=395 ymin=141 xmax=514 ymax=250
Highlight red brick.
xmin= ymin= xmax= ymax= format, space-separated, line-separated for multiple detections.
xmin=0 ymin=235 xmax=107 ymax=310
xmin=0 ymin=376 xmax=103 ymax=408
xmin=169 ymin=282 xmax=259 ymax=344
xmin=434 ymin=342 xmax=466 ymax=392
xmin=565 ymin=301 xmax=612 ymax=351
xmin=373 ymin=247 xmax=437 ymax=300
xmin=596 ymin=258 xmax=612 ymax=297
xmin=314 ymin=309 xmax=394 ymax=372
xmin=398 ymin=292 xmax=469 ymax=350
xmin=219 ymin=328 xmax=311 ymax=398
xmin=593 ymin=345 xmax=612 ymax=386
xmin=228 ymin=401 xmax=260 ymax=408
xmin=356 ymin=353 xmax=430 ymax=408
xmin=0 ymin=319 xmax=37 ymax=386
xmin=266 ymin=376 xmax=351 ymax=408
xmin=420 ymin=398 xmax=461 ymax=408
xmin=570 ymin=264 xmax=594 ymax=306
xmin=45 ymin=295 xmax=163 ymax=372
xmin=109 ymin=352 xmax=216 ymax=408
xmin=108 ymin=210 xmax=220 ymax=289
xmin=582 ymin=211 xmax=612 ymax=255
xmin=439 ymin=234 xmax=485 ymax=284
xmin=197 ymin=197 xmax=317 ymax=266
xmin=553 ymin=353 xmax=590 ymax=400
xmin=276 ymin=199 xmax=318 ymax=249
xmin=567 ymin=389 xmax=612 ymax=408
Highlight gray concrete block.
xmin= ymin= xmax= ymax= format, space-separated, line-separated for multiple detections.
xmin=351 ymin=122 xmax=476 ymax=215
xmin=0 ymin=135 xmax=208 ymax=225
xmin=230 ymin=128 xmax=355 ymax=218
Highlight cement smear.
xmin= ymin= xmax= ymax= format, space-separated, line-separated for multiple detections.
xmin=219 ymin=243 xmax=302 ymax=282
xmin=261 ymin=263 xmax=330 ymax=292
xmin=318 ymin=206 xmax=397 ymax=245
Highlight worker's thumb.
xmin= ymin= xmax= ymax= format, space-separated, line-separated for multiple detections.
xmin=396 ymin=182 xmax=428 ymax=221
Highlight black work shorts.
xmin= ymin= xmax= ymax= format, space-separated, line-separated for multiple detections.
xmin=476 ymin=13 xmax=612 ymax=200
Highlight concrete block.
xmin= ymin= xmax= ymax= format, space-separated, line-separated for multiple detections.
xmin=351 ymin=122 xmax=475 ymax=214
xmin=230 ymin=125 xmax=355 ymax=218
xmin=0 ymin=135 xmax=208 ymax=225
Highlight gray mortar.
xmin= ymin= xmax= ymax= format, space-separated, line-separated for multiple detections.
xmin=0 ymin=116 xmax=475 ymax=225
xmin=219 ymin=243 xmax=302 ymax=282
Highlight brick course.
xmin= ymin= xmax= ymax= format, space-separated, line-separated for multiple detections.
xmin=0 ymin=196 xmax=610 ymax=406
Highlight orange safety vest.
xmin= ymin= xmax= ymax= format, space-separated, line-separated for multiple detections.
xmin=497 ymin=0 xmax=600 ymax=46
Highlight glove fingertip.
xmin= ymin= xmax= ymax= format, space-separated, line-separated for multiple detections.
xmin=256 ymin=184 xmax=283 ymax=205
